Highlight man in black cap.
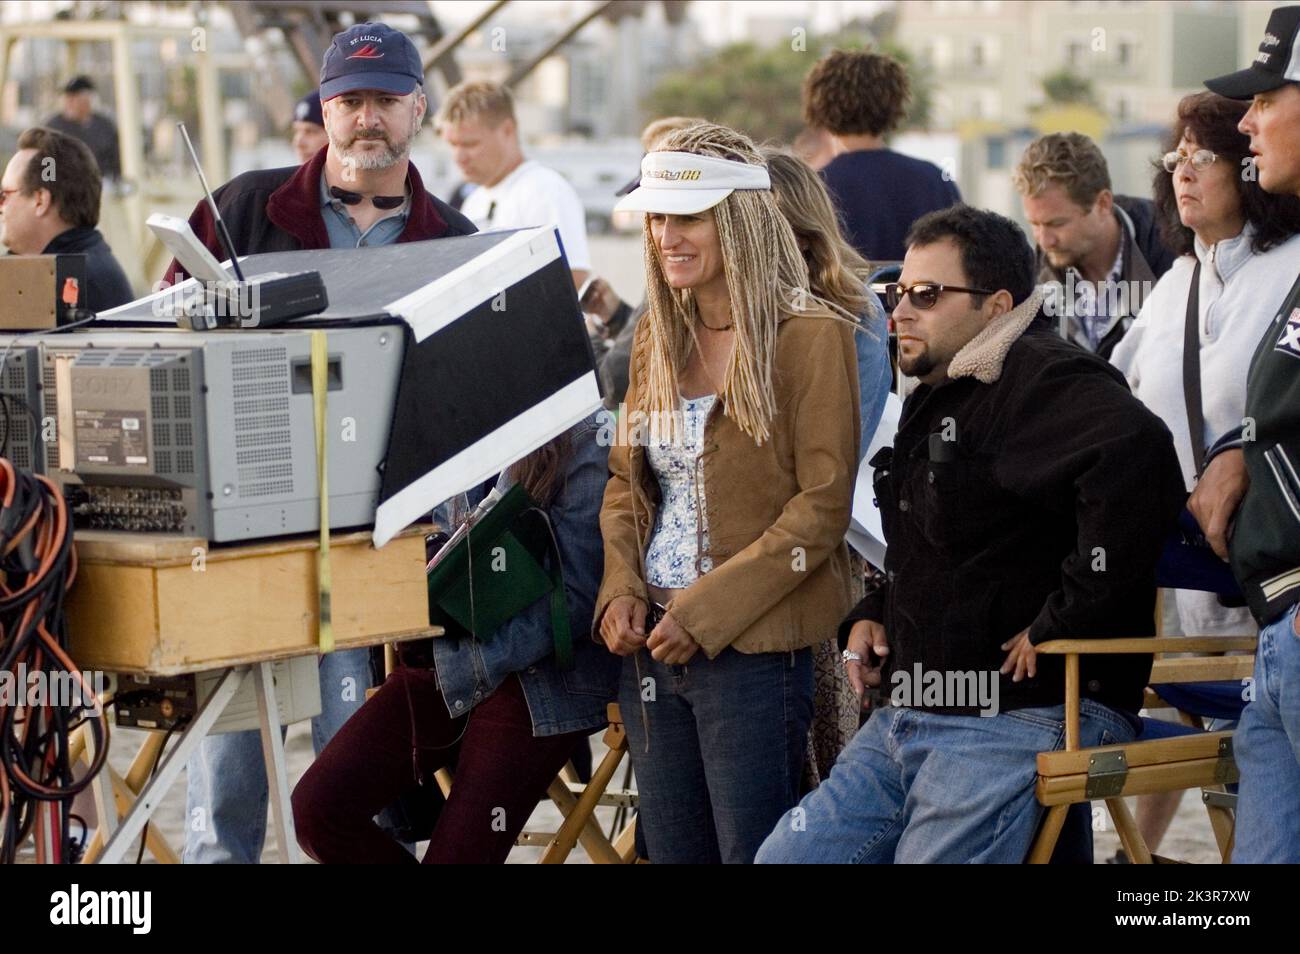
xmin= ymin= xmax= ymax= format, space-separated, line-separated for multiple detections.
xmin=43 ymin=76 xmax=121 ymax=181
xmin=1191 ymin=5 xmax=1300 ymax=864
xmin=291 ymin=90 xmax=329 ymax=165
xmin=171 ymin=21 xmax=475 ymax=865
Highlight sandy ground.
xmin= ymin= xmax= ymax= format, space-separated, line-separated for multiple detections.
xmin=590 ymin=233 xmax=647 ymax=311
xmin=1093 ymin=796 xmax=1224 ymax=865
xmin=20 ymin=713 xmax=1218 ymax=865
xmin=85 ymin=720 xmax=623 ymax=864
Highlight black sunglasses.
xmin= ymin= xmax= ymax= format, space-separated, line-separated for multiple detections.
xmin=885 ymin=281 xmax=998 ymax=310
xmin=329 ymin=185 xmax=405 ymax=210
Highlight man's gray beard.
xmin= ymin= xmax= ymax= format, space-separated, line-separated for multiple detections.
xmin=332 ymin=113 xmax=421 ymax=171
xmin=337 ymin=136 xmax=408 ymax=170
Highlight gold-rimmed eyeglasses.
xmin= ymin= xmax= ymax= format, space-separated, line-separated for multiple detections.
xmin=1162 ymin=149 xmax=1218 ymax=174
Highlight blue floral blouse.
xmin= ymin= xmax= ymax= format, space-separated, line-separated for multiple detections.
xmin=645 ymin=394 xmax=717 ymax=588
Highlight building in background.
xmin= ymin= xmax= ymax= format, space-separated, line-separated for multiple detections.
xmin=438 ymin=3 xmax=699 ymax=141
xmin=896 ymin=0 xmax=1242 ymax=128
xmin=890 ymin=1 xmax=1284 ymax=223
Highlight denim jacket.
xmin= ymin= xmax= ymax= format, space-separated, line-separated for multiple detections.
xmin=856 ymin=287 xmax=894 ymax=462
xmin=432 ymin=414 xmax=619 ymax=736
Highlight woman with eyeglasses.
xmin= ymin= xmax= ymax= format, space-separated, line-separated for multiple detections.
xmin=1108 ymin=90 xmax=1300 ymax=859
xmin=596 ymin=122 xmax=860 ymax=864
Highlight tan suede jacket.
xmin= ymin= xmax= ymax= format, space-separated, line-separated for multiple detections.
xmin=595 ymin=312 xmax=860 ymax=658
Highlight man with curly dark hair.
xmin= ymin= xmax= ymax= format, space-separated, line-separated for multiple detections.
xmin=802 ymin=49 xmax=960 ymax=263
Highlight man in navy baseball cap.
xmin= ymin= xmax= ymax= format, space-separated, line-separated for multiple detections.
xmin=162 ymin=18 xmax=476 ymax=866
xmin=291 ymin=90 xmax=328 ymax=164
xmin=319 ymin=21 xmax=425 ymax=101
xmin=162 ymin=16 xmax=463 ymax=295
xmin=316 ymin=22 xmax=427 ymax=178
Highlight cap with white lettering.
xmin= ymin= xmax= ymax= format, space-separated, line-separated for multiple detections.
xmin=614 ymin=152 xmax=771 ymax=215
xmin=1205 ymin=6 xmax=1300 ymax=100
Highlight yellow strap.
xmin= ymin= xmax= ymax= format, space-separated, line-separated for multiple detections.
xmin=311 ymin=330 xmax=334 ymax=654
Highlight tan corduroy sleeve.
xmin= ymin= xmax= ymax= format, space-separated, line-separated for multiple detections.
xmin=593 ymin=322 xmax=651 ymax=639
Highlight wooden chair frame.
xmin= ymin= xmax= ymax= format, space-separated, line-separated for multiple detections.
xmin=434 ymin=703 xmax=639 ymax=864
xmin=1027 ymin=636 xmax=1255 ymax=864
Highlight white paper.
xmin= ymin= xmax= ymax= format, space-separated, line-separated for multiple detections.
xmin=847 ymin=393 xmax=902 ymax=567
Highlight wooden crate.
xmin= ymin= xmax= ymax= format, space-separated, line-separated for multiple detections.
xmin=66 ymin=525 xmax=437 ymax=674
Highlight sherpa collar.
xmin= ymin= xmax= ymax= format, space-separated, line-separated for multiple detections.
xmin=946 ymin=287 xmax=1046 ymax=384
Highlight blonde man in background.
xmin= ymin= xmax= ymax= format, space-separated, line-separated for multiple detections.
xmin=1014 ymin=132 xmax=1176 ymax=359
xmin=639 ymin=116 xmax=707 ymax=153
xmin=436 ymin=80 xmax=590 ymax=288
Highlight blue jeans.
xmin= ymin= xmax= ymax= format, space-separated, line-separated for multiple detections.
xmin=757 ymin=698 xmax=1137 ymax=864
xmin=1232 ymin=601 xmax=1300 ymax=863
xmin=184 ymin=648 xmax=372 ymax=863
xmin=620 ymin=646 xmax=813 ymax=864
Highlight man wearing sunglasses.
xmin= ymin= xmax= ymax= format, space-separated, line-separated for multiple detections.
xmin=166 ymin=22 xmax=476 ymax=865
xmin=759 ymin=205 xmax=1185 ymax=864
xmin=162 ymin=21 xmax=474 ymax=287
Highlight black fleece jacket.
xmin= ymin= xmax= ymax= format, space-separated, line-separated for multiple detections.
xmin=162 ymin=146 xmax=474 ymax=284
xmin=841 ymin=319 xmax=1185 ymax=716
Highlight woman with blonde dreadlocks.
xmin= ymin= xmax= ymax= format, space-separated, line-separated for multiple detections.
xmin=595 ymin=122 xmax=860 ymax=863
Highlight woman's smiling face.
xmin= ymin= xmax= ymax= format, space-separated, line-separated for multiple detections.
xmin=649 ymin=210 xmax=725 ymax=292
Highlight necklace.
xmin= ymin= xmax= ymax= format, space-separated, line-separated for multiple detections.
xmin=697 ymin=315 xmax=733 ymax=331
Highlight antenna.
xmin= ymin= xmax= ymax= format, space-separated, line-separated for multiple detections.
xmin=177 ymin=122 xmax=246 ymax=283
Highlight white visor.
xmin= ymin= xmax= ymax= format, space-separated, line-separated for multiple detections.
xmin=614 ymin=151 xmax=771 ymax=215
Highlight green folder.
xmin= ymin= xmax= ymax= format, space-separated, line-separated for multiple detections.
xmin=426 ymin=482 xmax=573 ymax=670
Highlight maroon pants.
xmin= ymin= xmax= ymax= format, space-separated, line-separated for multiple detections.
xmin=292 ymin=669 xmax=586 ymax=863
